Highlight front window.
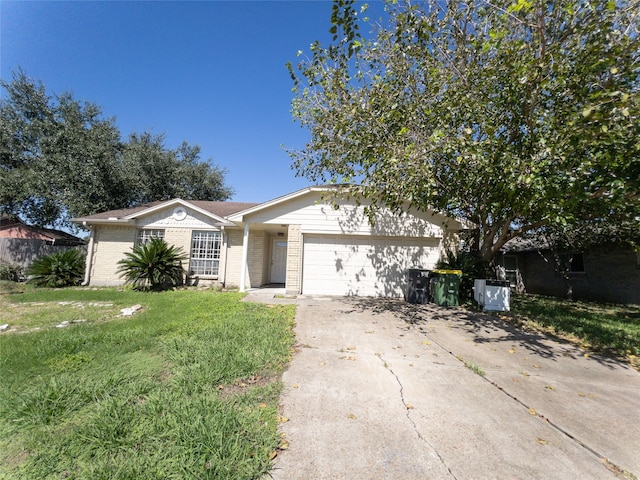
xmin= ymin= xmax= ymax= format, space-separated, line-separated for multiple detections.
xmin=136 ymin=229 xmax=165 ymax=245
xmin=190 ymin=231 xmax=221 ymax=276
xmin=502 ymin=254 xmax=518 ymax=286
xmin=558 ymin=252 xmax=585 ymax=273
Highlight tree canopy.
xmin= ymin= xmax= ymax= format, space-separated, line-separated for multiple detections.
xmin=1 ymin=71 xmax=233 ymax=229
xmin=288 ymin=0 xmax=639 ymax=262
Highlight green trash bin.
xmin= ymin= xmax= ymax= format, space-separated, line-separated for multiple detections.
xmin=431 ymin=269 xmax=462 ymax=306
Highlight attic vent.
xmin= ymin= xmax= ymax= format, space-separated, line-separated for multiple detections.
xmin=173 ymin=207 xmax=187 ymax=221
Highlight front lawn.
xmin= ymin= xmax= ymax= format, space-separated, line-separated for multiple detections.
xmin=508 ymin=294 xmax=640 ymax=368
xmin=0 ymin=285 xmax=296 ymax=479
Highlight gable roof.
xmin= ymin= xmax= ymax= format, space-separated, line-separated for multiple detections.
xmin=73 ymin=199 xmax=258 ymax=225
xmin=71 ymin=185 xmax=471 ymax=231
xmin=227 ymin=185 xmax=470 ymax=230
xmin=227 ymin=185 xmax=338 ymax=222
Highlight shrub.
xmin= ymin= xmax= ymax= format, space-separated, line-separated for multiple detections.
xmin=436 ymin=250 xmax=490 ymax=300
xmin=0 ymin=262 xmax=24 ymax=282
xmin=117 ymin=238 xmax=187 ymax=291
xmin=26 ymin=249 xmax=86 ymax=287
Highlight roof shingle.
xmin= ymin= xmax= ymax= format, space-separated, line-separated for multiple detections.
xmin=73 ymin=200 xmax=258 ymax=222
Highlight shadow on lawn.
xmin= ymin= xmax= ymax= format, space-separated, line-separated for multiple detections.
xmin=343 ymin=296 xmax=631 ymax=371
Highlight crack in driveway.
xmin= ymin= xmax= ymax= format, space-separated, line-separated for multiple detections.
xmin=377 ymin=353 xmax=459 ymax=480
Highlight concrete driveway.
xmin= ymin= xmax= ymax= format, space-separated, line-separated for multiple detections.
xmin=266 ymin=296 xmax=639 ymax=480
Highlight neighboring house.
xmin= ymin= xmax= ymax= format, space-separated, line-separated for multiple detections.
xmin=73 ymin=186 xmax=465 ymax=297
xmin=498 ymin=237 xmax=640 ymax=305
xmin=0 ymin=214 xmax=86 ymax=268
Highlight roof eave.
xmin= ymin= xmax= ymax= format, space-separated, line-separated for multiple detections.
xmin=72 ymin=218 xmax=134 ymax=226
xmin=123 ymin=199 xmax=231 ymax=225
xmin=227 ymin=185 xmax=348 ymax=222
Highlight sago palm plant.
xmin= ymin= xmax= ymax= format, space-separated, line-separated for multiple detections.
xmin=26 ymin=249 xmax=86 ymax=287
xmin=117 ymin=238 xmax=187 ymax=291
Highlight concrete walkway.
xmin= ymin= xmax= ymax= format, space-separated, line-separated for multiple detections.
xmin=264 ymin=296 xmax=639 ymax=480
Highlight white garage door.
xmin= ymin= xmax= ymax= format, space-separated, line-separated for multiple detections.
xmin=302 ymin=234 xmax=441 ymax=296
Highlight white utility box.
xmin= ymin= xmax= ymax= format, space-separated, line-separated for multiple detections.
xmin=474 ymin=279 xmax=510 ymax=311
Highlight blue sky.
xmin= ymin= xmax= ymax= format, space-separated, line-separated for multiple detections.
xmin=1 ymin=1 xmax=370 ymax=203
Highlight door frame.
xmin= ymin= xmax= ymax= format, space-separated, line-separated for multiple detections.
xmin=269 ymin=238 xmax=288 ymax=284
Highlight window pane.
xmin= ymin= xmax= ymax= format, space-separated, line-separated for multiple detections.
xmin=189 ymin=231 xmax=221 ymax=276
xmin=136 ymin=229 xmax=165 ymax=245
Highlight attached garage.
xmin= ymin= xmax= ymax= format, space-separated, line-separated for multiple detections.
xmin=225 ymin=186 xmax=465 ymax=297
xmin=302 ymin=234 xmax=441 ymax=296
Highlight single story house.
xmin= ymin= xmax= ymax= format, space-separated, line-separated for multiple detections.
xmin=498 ymin=237 xmax=640 ymax=305
xmin=1 ymin=213 xmax=85 ymax=268
xmin=72 ymin=186 xmax=465 ymax=297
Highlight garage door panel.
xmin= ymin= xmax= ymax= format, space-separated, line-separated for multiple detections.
xmin=302 ymin=235 xmax=440 ymax=296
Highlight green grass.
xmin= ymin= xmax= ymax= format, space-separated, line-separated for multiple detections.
xmin=0 ymin=285 xmax=296 ymax=479
xmin=507 ymin=294 xmax=640 ymax=368
xmin=464 ymin=361 xmax=485 ymax=376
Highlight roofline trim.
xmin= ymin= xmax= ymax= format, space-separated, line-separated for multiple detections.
xmin=227 ymin=185 xmax=347 ymax=222
xmin=73 ymin=199 xmax=237 ymax=226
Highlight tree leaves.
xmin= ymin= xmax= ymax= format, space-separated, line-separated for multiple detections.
xmin=1 ymin=71 xmax=233 ymax=228
xmin=288 ymin=0 xmax=640 ymax=261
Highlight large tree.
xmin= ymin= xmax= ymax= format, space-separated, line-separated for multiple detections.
xmin=1 ymin=71 xmax=232 ymax=229
xmin=122 ymin=132 xmax=232 ymax=205
xmin=288 ymin=0 xmax=639 ymax=262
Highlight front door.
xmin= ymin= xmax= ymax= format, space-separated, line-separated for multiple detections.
xmin=270 ymin=239 xmax=288 ymax=284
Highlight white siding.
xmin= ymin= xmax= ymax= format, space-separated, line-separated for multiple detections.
xmin=241 ymin=191 xmax=450 ymax=237
xmin=136 ymin=207 xmax=221 ymax=230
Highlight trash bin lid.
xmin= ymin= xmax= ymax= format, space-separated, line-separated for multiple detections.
xmin=407 ymin=268 xmax=431 ymax=277
xmin=432 ymin=269 xmax=463 ymax=275
xmin=486 ymin=279 xmax=510 ymax=287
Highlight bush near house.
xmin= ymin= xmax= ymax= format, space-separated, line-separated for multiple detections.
xmin=0 ymin=262 xmax=23 ymax=282
xmin=117 ymin=238 xmax=187 ymax=291
xmin=0 ymin=288 xmax=296 ymax=479
xmin=436 ymin=250 xmax=491 ymax=301
xmin=26 ymin=249 xmax=85 ymax=287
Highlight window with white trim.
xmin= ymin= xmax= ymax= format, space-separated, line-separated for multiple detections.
xmin=190 ymin=231 xmax=221 ymax=276
xmin=136 ymin=229 xmax=165 ymax=245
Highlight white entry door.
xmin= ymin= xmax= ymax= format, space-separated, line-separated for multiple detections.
xmin=270 ymin=240 xmax=288 ymax=284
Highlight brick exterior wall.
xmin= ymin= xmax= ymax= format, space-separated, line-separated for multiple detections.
xmin=90 ymin=225 xmax=136 ymax=285
xmin=88 ymin=224 xmax=222 ymax=287
xmin=247 ymin=230 xmax=265 ymax=287
xmin=223 ymin=227 xmax=266 ymax=289
xmin=224 ymin=228 xmax=243 ymax=288
xmin=286 ymin=225 xmax=302 ymax=294
xmin=517 ymin=244 xmax=640 ymax=305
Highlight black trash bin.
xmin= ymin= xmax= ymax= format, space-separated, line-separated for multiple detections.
xmin=405 ymin=269 xmax=431 ymax=304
